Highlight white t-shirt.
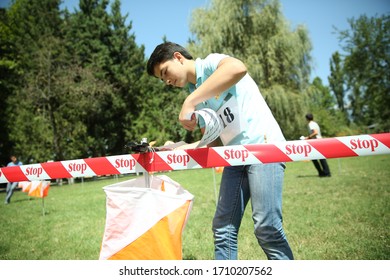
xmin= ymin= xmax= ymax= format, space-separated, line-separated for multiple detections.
xmin=308 ymin=121 xmax=322 ymax=139
xmin=189 ymin=53 xmax=285 ymax=145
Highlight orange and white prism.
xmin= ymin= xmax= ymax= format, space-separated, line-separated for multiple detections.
xmin=99 ymin=175 xmax=193 ymax=260
xmin=19 ymin=181 xmax=50 ymax=198
xmin=19 ymin=181 xmax=32 ymax=193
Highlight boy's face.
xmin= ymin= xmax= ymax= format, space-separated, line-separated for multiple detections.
xmin=153 ymin=52 xmax=189 ymax=88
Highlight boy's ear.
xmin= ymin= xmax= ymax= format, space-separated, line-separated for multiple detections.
xmin=173 ymin=51 xmax=183 ymax=61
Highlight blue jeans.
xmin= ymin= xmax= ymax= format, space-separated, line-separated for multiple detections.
xmin=212 ymin=163 xmax=294 ymax=260
xmin=5 ymin=182 xmax=18 ymax=204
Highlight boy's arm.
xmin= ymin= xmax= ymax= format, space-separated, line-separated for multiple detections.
xmin=306 ymin=128 xmax=318 ymax=139
xmin=179 ymin=57 xmax=247 ymax=131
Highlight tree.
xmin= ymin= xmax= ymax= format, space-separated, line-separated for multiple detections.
xmin=63 ymin=0 xmax=150 ymax=156
xmin=187 ymin=0 xmax=313 ymax=139
xmin=63 ymin=0 xmax=119 ymax=157
xmin=0 ymin=7 xmax=17 ymax=164
xmin=4 ymin=0 xmax=130 ymax=162
xmin=310 ymin=77 xmax=335 ymax=111
xmin=337 ymin=14 xmax=390 ymax=131
xmin=328 ymin=52 xmax=347 ymax=114
xmin=4 ymin=0 xmax=66 ymax=162
xmin=188 ymin=0 xmax=312 ymax=90
xmin=304 ymin=77 xmax=350 ymax=137
xmin=2 ymin=0 xmax=189 ymax=162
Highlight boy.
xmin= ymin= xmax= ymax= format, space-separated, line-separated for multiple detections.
xmin=305 ymin=113 xmax=331 ymax=177
xmin=4 ymin=155 xmax=23 ymax=204
xmin=147 ymin=42 xmax=293 ymax=260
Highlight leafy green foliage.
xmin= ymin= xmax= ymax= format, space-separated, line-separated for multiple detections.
xmin=334 ymin=14 xmax=390 ymax=131
xmin=0 ymin=0 xmax=388 ymax=165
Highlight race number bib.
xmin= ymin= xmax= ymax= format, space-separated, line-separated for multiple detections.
xmin=217 ymin=94 xmax=246 ymax=145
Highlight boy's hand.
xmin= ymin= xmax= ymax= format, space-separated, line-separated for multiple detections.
xmin=179 ymin=102 xmax=197 ymax=131
xmin=179 ymin=112 xmax=197 ymax=131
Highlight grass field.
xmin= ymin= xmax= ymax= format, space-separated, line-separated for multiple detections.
xmin=0 ymin=155 xmax=389 ymax=260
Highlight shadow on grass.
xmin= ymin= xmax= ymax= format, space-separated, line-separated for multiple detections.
xmin=296 ymin=175 xmax=319 ymax=178
xmin=7 ymin=197 xmax=33 ymax=204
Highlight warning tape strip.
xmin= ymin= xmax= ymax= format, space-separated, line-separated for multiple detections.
xmin=1 ymin=133 xmax=389 ymax=183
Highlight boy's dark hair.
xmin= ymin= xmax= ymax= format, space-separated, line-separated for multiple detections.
xmin=146 ymin=42 xmax=193 ymax=77
xmin=305 ymin=113 xmax=314 ymax=121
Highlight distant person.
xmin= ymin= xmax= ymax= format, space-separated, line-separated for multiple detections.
xmin=305 ymin=113 xmax=331 ymax=177
xmin=4 ymin=155 xmax=23 ymax=204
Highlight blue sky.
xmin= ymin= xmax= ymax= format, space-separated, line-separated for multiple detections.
xmin=118 ymin=0 xmax=389 ymax=84
xmin=2 ymin=0 xmax=389 ymax=84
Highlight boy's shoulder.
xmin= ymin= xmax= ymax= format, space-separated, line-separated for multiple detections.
xmin=196 ymin=53 xmax=230 ymax=74
xmin=201 ymin=53 xmax=230 ymax=62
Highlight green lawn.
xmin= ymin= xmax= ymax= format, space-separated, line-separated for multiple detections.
xmin=0 ymin=155 xmax=389 ymax=260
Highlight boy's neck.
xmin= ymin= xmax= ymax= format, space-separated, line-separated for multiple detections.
xmin=187 ymin=59 xmax=197 ymax=85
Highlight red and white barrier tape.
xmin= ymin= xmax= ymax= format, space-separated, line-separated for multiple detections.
xmin=1 ymin=133 xmax=389 ymax=183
